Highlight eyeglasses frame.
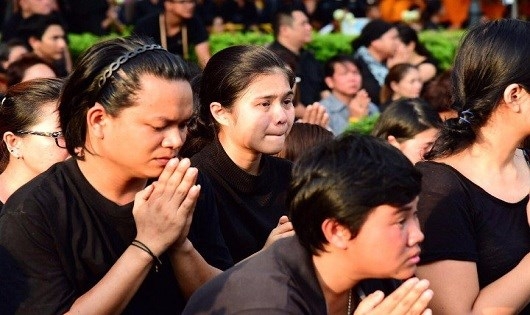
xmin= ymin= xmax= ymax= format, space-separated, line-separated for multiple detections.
xmin=15 ymin=130 xmax=66 ymax=149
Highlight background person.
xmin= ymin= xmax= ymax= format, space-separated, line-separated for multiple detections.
xmin=320 ymin=54 xmax=379 ymax=135
xmin=379 ymin=63 xmax=423 ymax=110
xmin=134 ymin=0 xmax=211 ymax=68
xmin=183 ymin=133 xmax=432 ymax=314
xmin=416 ymin=19 xmax=530 ymax=314
xmin=371 ymin=98 xmax=441 ymax=164
xmin=0 ymin=77 xmax=67 ymax=208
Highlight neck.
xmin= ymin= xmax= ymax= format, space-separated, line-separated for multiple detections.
xmin=313 ymin=252 xmax=359 ymax=315
xmin=277 ymin=37 xmax=302 ymax=55
xmin=218 ymin=132 xmax=262 ymax=176
xmin=78 ymin=155 xmax=147 ymax=205
xmin=164 ymin=10 xmax=183 ymax=27
xmin=0 ymin=162 xmax=37 ymax=203
xmin=366 ymin=45 xmax=385 ymax=63
xmin=332 ymin=91 xmax=354 ymax=106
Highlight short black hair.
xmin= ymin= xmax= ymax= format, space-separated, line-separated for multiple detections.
xmin=289 ymin=133 xmax=422 ymax=255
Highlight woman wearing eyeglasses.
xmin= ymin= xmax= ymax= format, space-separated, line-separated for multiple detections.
xmin=0 ymin=77 xmax=68 ymax=209
xmin=133 ymin=0 xmax=211 ymax=68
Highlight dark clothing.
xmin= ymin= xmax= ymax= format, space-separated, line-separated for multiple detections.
xmin=417 ymin=161 xmax=530 ymax=314
xmin=0 ymin=158 xmax=231 ymax=314
xmin=353 ymin=54 xmax=383 ymax=106
xmin=216 ymin=0 xmax=258 ymax=30
xmin=268 ymin=41 xmax=324 ymax=106
xmin=131 ymin=0 xmax=164 ymax=25
xmin=183 ymin=236 xmax=402 ymax=314
xmin=191 ymin=139 xmax=292 ymax=264
xmin=134 ymin=13 xmax=208 ymax=58
xmin=62 ymin=0 xmax=109 ymax=35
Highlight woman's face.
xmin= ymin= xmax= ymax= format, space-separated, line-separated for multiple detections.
xmin=395 ymin=127 xmax=439 ymax=164
xmin=218 ymin=70 xmax=295 ymax=158
xmin=17 ymin=103 xmax=69 ymax=175
xmin=391 ymin=68 xmax=423 ymax=100
xmin=96 ymin=75 xmax=193 ymax=179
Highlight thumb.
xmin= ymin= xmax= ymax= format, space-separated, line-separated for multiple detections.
xmin=353 ymin=291 xmax=385 ymax=315
xmin=136 ymin=183 xmax=155 ymax=203
xmin=278 ymin=215 xmax=290 ymax=226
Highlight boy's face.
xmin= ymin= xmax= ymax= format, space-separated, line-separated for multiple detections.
xmin=348 ymin=197 xmax=424 ymax=279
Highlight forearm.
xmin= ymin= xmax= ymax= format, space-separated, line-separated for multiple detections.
xmin=195 ymin=42 xmax=211 ymax=69
xmin=65 ymin=245 xmax=154 ymax=314
xmin=473 ymin=253 xmax=530 ymax=314
xmin=170 ymin=238 xmax=222 ymax=299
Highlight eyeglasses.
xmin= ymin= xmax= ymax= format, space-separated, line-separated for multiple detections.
xmin=167 ymin=0 xmax=196 ymax=4
xmin=15 ymin=130 xmax=67 ymax=149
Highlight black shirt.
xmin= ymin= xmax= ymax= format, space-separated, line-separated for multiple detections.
xmin=0 ymin=158 xmax=231 ymax=314
xmin=417 ymin=161 xmax=530 ymax=314
xmin=133 ymin=13 xmax=208 ymax=58
xmin=191 ymin=140 xmax=292 ymax=264
xmin=183 ymin=236 xmax=401 ymax=314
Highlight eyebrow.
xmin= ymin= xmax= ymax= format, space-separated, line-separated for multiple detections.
xmin=255 ymin=90 xmax=294 ymax=100
xmin=394 ymin=204 xmax=414 ymax=214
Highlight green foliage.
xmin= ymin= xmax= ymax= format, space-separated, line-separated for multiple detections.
xmin=343 ymin=114 xmax=380 ymax=135
xmin=68 ymin=29 xmax=463 ymax=70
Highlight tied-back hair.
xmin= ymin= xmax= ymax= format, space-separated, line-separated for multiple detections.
xmin=426 ymin=19 xmax=530 ymax=160
xmin=0 ymin=78 xmax=64 ymax=173
xmin=371 ymin=98 xmax=442 ymax=141
xmin=181 ymin=45 xmax=295 ymax=158
xmin=380 ymin=63 xmax=418 ymax=104
xmin=59 ymin=36 xmax=191 ymax=159
xmin=289 ymin=133 xmax=421 ymax=255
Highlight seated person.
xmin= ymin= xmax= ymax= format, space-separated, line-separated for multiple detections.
xmin=379 ymin=63 xmax=423 ymax=111
xmin=183 ymin=133 xmax=433 ymax=314
xmin=17 ymin=13 xmax=70 ymax=76
xmin=371 ymin=98 xmax=441 ymax=164
xmin=6 ymin=52 xmax=56 ymax=86
xmin=320 ymin=54 xmax=379 ymax=135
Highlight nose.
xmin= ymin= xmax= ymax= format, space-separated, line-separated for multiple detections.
xmin=408 ymin=218 xmax=424 ymax=246
xmin=273 ymin=103 xmax=290 ymax=125
xmin=162 ymin=127 xmax=186 ymax=151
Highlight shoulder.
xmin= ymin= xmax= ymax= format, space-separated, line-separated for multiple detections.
xmin=320 ymin=94 xmax=345 ymax=112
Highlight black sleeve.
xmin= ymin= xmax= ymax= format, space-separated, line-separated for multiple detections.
xmin=133 ymin=13 xmax=161 ymax=44
xmin=186 ymin=16 xmax=209 ymax=46
xmin=188 ymin=171 xmax=234 ymax=270
xmin=0 ymin=199 xmax=75 ymax=315
xmin=416 ymin=162 xmax=479 ymax=265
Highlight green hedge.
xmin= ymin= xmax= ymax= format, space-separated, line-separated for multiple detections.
xmin=69 ymin=30 xmax=465 ymax=70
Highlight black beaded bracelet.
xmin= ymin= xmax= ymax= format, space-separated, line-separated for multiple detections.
xmin=131 ymin=239 xmax=162 ymax=272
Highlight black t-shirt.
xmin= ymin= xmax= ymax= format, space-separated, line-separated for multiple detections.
xmin=191 ymin=140 xmax=292 ymax=265
xmin=417 ymin=161 xmax=530 ymax=306
xmin=0 ymin=158 xmax=231 ymax=314
xmin=183 ymin=236 xmax=401 ymax=314
xmin=133 ymin=13 xmax=208 ymax=58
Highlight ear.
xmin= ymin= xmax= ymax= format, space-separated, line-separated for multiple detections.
xmin=503 ymin=83 xmax=525 ymax=113
xmin=324 ymin=76 xmax=334 ymax=90
xmin=86 ymin=102 xmax=109 ymax=140
xmin=28 ymin=36 xmax=39 ymax=50
xmin=390 ymin=80 xmax=399 ymax=93
xmin=321 ymin=218 xmax=352 ymax=250
xmin=210 ymin=102 xmax=230 ymax=127
xmin=3 ymin=131 xmax=22 ymax=158
xmin=387 ymin=135 xmax=401 ymax=149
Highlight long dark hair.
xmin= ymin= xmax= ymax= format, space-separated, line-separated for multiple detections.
xmin=426 ymin=19 xmax=530 ymax=160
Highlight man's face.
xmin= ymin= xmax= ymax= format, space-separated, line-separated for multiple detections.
xmin=32 ymin=24 xmax=66 ymax=62
xmin=285 ymin=11 xmax=313 ymax=48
